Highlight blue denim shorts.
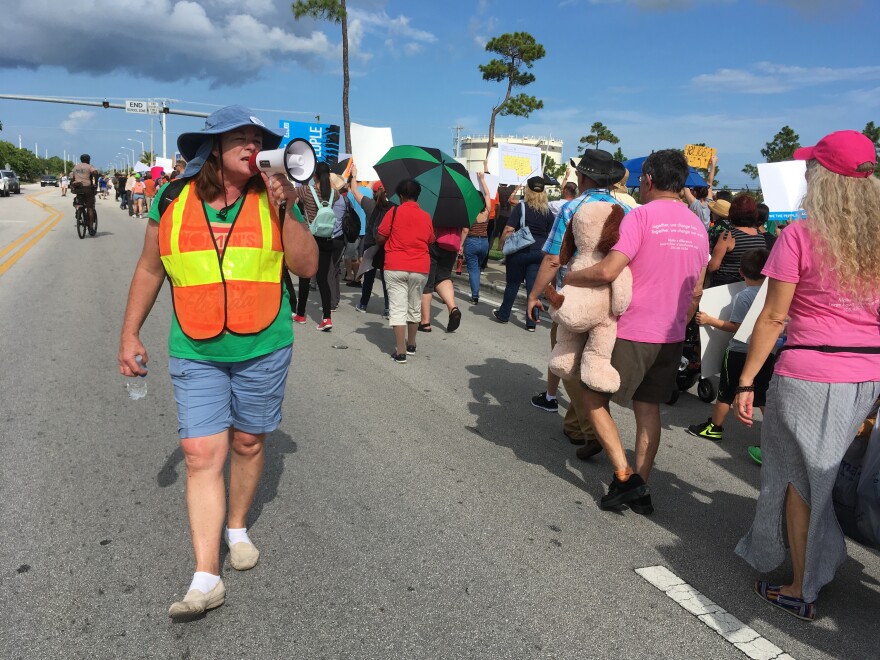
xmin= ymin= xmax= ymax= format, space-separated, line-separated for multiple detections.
xmin=168 ymin=345 xmax=292 ymax=439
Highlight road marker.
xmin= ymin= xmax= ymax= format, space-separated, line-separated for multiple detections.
xmin=636 ymin=566 xmax=795 ymax=660
xmin=0 ymin=195 xmax=63 ymax=278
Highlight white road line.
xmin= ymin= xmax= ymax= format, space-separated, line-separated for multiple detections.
xmin=636 ymin=566 xmax=795 ymax=660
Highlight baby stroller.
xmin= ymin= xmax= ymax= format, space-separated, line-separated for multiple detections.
xmin=666 ymin=320 xmax=716 ymax=405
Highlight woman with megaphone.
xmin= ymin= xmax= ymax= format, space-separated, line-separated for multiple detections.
xmin=117 ymin=105 xmax=318 ymax=620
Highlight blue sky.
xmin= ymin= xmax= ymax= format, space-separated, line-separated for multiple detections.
xmin=1 ymin=0 xmax=877 ymax=187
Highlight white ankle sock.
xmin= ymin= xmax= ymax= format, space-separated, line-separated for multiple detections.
xmin=226 ymin=527 xmax=252 ymax=546
xmin=189 ymin=572 xmax=220 ymax=594
xmin=545 ymin=393 xmax=557 ymax=401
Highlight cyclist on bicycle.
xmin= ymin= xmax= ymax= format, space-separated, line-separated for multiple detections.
xmin=71 ymin=154 xmax=99 ymax=231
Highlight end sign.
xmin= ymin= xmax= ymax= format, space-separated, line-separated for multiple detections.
xmin=126 ymin=100 xmax=148 ymax=114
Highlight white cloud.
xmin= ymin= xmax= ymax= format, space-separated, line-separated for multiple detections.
xmin=344 ymin=8 xmax=435 ymax=64
xmin=61 ymin=110 xmax=95 ymax=134
xmin=693 ymin=62 xmax=880 ymax=94
xmin=0 ymin=0 xmax=333 ymax=86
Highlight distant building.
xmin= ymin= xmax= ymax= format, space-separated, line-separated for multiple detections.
xmin=458 ymin=135 xmax=564 ymax=173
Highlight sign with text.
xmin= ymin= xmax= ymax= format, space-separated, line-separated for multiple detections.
xmin=684 ymin=144 xmax=715 ymax=169
xmin=125 ymin=99 xmax=149 ymax=114
xmin=278 ymin=120 xmax=340 ymax=165
xmin=496 ymin=143 xmax=541 ymax=184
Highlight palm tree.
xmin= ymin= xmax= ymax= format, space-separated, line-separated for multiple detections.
xmin=293 ymin=0 xmax=351 ymax=151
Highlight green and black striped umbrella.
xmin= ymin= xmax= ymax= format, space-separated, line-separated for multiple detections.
xmin=374 ymin=145 xmax=484 ymax=227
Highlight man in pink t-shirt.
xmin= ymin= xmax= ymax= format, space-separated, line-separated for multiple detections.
xmin=564 ymin=149 xmax=708 ymax=514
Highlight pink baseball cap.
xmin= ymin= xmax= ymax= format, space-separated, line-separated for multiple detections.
xmin=371 ymin=180 xmax=383 ymax=193
xmin=793 ymin=130 xmax=876 ymax=178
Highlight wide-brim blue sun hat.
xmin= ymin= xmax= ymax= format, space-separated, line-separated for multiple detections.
xmin=177 ymin=105 xmax=284 ymax=177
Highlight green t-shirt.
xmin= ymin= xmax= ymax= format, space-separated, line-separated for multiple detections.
xmin=151 ymin=181 xmax=300 ymax=362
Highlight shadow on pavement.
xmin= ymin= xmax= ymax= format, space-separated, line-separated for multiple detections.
xmin=464 ymin=356 xmax=606 ymax=501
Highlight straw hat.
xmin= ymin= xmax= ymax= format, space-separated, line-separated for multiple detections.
xmin=708 ymin=198 xmax=730 ymax=218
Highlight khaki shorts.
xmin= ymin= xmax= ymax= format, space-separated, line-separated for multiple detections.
xmin=606 ymin=339 xmax=683 ymax=405
xmin=385 ymin=270 xmax=427 ymax=326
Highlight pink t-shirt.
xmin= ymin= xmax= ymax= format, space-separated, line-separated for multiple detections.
xmin=764 ymin=222 xmax=880 ymax=383
xmin=612 ymin=199 xmax=709 ymax=343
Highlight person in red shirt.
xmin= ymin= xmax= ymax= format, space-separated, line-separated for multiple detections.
xmin=376 ymin=179 xmax=434 ymax=363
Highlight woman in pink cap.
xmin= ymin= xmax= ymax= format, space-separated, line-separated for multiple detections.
xmin=734 ymin=130 xmax=880 ymax=621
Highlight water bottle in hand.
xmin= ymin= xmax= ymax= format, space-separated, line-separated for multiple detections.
xmin=126 ymin=355 xmax=148 ymax=400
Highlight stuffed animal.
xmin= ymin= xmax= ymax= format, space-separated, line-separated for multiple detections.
xmin=544 ymin=202 xmax=632 ymax=393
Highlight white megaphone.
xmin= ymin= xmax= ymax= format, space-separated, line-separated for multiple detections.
xmin=248 ymin=138 xmax=317 ymax=183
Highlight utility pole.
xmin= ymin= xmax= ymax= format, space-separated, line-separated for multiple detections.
xmin=452 ymin=126 xmax=464 ymax=158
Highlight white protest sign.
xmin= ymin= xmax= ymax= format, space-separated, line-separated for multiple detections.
xmin=758 ymin=161 xmax=807 ymax=223
xmin=699 ymin=281 xmax=747 ymax=379
xmin=469 ymin=172 xmax=499 ymax=200
xmin=497 ymin=143 xmax=541 ymax=184
xmin=732 ymin=278 xmax=768 ymax=345
xmin=154 ymin=157 xmax=173 ymax=173
xmin=350 ymin=123 xmax=393 ymax=181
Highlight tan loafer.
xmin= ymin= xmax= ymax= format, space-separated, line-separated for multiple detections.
xmin=168 ymin=579 xmax=225 ymax=619
xmin=226 ymin=535 xmax=260 ymax=571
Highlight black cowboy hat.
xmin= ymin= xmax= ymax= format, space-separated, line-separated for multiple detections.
xmin=569 ymin=149 xmax=626 ymax=188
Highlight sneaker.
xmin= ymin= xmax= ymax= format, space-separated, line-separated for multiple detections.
xmin=600 ymin=473 xmax=648 ymax=509
xmin=492 ymin=310 xmax=508 ymax=324
xmin=391 ymin=351 xmax=407 ymax=364
xmin=355 ymin=304 xmax=367 ymax=313
xmin=406 ymin=344 xmax=417 ymax=355
xmin=470 ymin=296 xmax=479 ymax=305
xmin=747 ymin=446 xmax=763 ymax=465
xmin=317 ymin=318 xmax=332 ymax=331
xmin=168 ymin=579 xmax=226 ymax=619
xmin=330 ymin=306 xmax=338 ymax=312
xmin=383 ymin=309 xmax=390 ymax=319
xmin=629 ymin=494 xmax=654 ymax=516
xmin=531 ymin=392 xmax=558 ymax=412
xmin=293 ymin=314 xmax=307 ymax=324
xmin=526 ymin=326 xmax=536 ymax=332
xmin=686 ymin=418 xmax=723 ymax=441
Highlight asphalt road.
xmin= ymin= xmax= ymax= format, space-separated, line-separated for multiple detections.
xmin=1 ymin=187 xmax=878 ymax=659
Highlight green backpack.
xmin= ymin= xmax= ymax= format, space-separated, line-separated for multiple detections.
xmin=309 ymin=185 xmax=337 ymax=238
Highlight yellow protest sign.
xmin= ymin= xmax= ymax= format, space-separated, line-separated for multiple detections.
xmin=684 ymin=144 xmax=715 ymax=169
xmin=502 ymin=155 xmax=534 ymax=177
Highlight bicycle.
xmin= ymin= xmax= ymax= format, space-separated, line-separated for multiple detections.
xmin=73 ymin=188 xmax=98 ymax=239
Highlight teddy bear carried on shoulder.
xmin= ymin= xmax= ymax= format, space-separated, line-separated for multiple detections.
xmin=544 ymin=201 xmax=632 ymax=393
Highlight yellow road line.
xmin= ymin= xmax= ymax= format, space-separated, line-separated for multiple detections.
xmin=0 ymin=198 xmax=64 ymax=278
xmin=0 ymin=215 xmax=56 ymax=260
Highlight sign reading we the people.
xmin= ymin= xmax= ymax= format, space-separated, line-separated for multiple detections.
xmin=278 ymin=120 xmax=341 ymax=165
xmin=684 ymin=144 xmax=716 ymax=169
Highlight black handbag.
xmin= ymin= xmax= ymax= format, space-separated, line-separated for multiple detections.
xmin=372 ymin=206 xmax=397 ymax=269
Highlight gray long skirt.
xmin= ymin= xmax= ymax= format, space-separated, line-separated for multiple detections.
xmin=735 ymin=375 xmax=880 ymax=603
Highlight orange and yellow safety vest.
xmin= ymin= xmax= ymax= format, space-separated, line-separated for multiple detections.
xmin=158 ymin=182 xmax=283 ymax=340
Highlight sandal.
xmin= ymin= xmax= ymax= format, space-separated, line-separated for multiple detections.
xmin=753 ymin=580 xmax=816 ymax=621
xmin=447 ymin=307 xmax=462 ymax=333
xmin=417 ymin=323 xmax=432 ymax=332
